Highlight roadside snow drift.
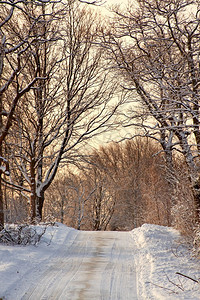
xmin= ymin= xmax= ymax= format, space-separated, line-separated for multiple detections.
xmin=131 ymin=224 xmax=200 ymax=299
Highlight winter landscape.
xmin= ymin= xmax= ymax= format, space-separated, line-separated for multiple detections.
xmin=1 ymin=0 xmax=200 ymax=299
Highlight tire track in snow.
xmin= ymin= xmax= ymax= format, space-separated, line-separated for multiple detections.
xmin=99 ymin=232 xmax=138 ymax=300
xmin=22 ymin=231 xmax=88 ymax=300
xmin=22 ymin=230 xmax=138 ymax=300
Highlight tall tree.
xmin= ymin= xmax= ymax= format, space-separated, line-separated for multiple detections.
xmin=0 ymin=0 xmax=65 ymax=228
xmin=5 ymin=0 xmax=118 ymax=222
xmin=103 ymin=0 xmax=200 ymax=220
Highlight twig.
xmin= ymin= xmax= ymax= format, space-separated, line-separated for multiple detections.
xmin=165 ymin=271 xmax=184 ymax=291
xmin=146 ymin=282 xmax=178 ymax=294
xmin=176 ymin=272 xmax=199 ymax=283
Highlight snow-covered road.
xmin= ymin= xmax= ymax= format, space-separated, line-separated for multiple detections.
xmin=22 ymin=230 xmax=138 ymax=300
xmin=1 ymin=223 xmax=200 ymax=299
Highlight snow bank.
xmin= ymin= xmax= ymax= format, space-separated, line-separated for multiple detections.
xmin=131 ymin=224 xmax=200 ymax=299
xmin=0 ymin=223 xmax=77 ymax=299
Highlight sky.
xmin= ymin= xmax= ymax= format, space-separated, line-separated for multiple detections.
xmin=104 ymin=0 xmax=127 ymax=5
xmin=93 ymin=0 xmax=128 ymax=15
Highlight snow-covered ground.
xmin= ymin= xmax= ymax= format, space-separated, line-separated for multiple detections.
xmin=131 ymin=224 xmax=200 ymax=299
xmin=0 ymin=223 xmax=199 ymax=299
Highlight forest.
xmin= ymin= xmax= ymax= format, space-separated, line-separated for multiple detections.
xmin=0 ymin=0 xmax=200 ymax=247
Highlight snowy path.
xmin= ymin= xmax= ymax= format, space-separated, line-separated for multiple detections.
xmin=22 ymin=230 xmax=138 ymax=300
xmin=1 ymin=224 xmax=200 ymax=299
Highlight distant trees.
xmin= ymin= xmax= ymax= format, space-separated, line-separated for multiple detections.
xmin=102 ymin=0 xmax=200 ymax=221
xmin=44 ymin=172 xmax=90 ymax=228
xmin=44 ymin=138 xmax=171 ymax=230
xmin=45 ymin=166 xmax=116 ymax=231
xmin=89 ymin=139 xmax=171 ymax=230
xmin=83 ymin=157 xmax=116 ymax=230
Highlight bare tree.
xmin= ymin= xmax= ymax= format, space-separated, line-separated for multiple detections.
xmin=102 ymin=0 xmax=200 ymax=220
xmin=0 ymin=0 xmax=65 ymax=228
xmin=83 ymin=165 xmax=116 ymax=231
xmin=4 ymin=0 xmax=118 ymax=223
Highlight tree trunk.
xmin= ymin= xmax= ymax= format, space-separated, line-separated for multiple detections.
xmin=0 ymin=91 xmax=4 ymax=229
xmin=0 ymin=172 xmax=4 ymax=230
xmin=94 ymin=195 xmax=101 ymax=231
xmin=191 ymin=179 xmax=200 ymax=222
xmin=37 ymin=190 xmax=44 ymax=221
xmin=30 ymin=158 xmax=36 ymax=223
xmin=176 ymin=131 xmax=200 ymax=222
xmin=61 ymin=196 xmax=64 ymax=224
